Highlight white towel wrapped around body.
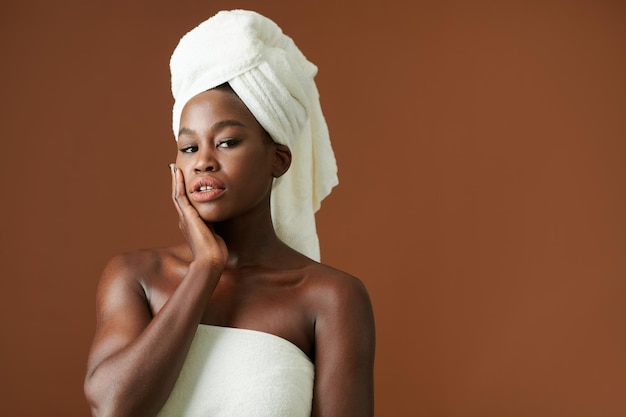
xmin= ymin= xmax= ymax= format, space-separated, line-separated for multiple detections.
xmin=170 ymin=10 xmax=338 ymax=261
xmin=156 ymin=324 xmax=314 ymax=417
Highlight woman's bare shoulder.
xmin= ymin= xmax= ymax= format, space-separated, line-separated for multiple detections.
xmin=99 ymin=244 xmax=189 ymax=289
xmin=303 ymin=262 xmax=366 ymax=289
xmin=300 ymin=262 xmax=372 ymax=318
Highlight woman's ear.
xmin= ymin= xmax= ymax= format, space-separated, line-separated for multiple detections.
xmin=272 ymin=144 xmax=292 ymax=178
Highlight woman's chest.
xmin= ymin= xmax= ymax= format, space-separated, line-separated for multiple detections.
xmin=147 ymin=269 xmax=316 ymax=359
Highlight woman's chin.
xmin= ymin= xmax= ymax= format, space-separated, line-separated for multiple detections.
xmin=196 ymin=211 xmax=227 ymax=224
xmin=188 ymin=203 xmax=224 ymax=223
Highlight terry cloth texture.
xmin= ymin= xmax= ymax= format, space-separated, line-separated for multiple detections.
xmin=170 ymin=9 xmax=338 ymax=261
xmin=156 ymin=324 xmax=314 ymax=417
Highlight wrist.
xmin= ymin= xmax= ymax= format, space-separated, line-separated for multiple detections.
xmin=188 ymin=257 xmax=224 ymax=275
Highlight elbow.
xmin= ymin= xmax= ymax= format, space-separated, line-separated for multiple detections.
xmin=84 ymin=374 xmax=121 ymax=417
xmin=84 ymin=373 xmax=152 ymax=417
xmin=84 ymin=375 xmax=105 ymax=417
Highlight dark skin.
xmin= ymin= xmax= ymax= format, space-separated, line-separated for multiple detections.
xmin=84 ymin=87 xmax=375 ymax=417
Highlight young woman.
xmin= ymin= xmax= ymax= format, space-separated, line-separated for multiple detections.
xmin=84 ymin=10 xmax=375 ymax=417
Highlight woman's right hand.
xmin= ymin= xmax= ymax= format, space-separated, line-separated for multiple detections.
xmin=169 ymin=164 xmax=228 ymax=269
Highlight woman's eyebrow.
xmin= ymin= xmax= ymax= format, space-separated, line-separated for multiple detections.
xmin=178 ymin=120 xmax=246 ymax=138
xmin=211 ymin=119 xmax=246 ymax=131
xmin=178 ymin=127 xmax=197 ymax=138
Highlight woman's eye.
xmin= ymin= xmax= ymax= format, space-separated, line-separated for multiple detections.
xmin=217 ymin=139 xmax=240 ymax=148
xmin=180 ymin=146 xmax=198 ymax=153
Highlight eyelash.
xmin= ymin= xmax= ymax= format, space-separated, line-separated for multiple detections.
xmin=180 ymin=146 xmax=198 ymax=153
xmin=217 ymin=139 xmax=240 ymax=148
xmin=179 ymin=139 xmax=240 ymax=153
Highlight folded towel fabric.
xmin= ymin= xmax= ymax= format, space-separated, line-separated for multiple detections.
xmin=157 ymin=324 xmax=314 ymax=417
xmin=170 ymin=10 xmax=338 ymax=261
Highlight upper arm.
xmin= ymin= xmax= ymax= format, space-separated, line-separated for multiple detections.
xmin=311 ymin=275 xmax=375 ymax=417
xmin=85 ymin=254 xmax=153 ymax=379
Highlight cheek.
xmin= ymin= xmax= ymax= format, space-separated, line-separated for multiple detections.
xmin=174 ymin=151 xmax=183 ymax=166
xmin=175 ymin=153 xmax=192 ymax=171
xmin=174 ymin=155 xmax=194 ymax=187
xmin=243 ymin=155 xmax=274 ymax=181
xmin=231 ymin=157 xmax=274 ymax=194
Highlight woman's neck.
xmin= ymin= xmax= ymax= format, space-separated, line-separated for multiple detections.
xmin=212 ymin=208 xmax=286 ymax=269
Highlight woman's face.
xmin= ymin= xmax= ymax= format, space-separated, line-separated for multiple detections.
xmin=175 ymin=88 xmax=288 ymax=223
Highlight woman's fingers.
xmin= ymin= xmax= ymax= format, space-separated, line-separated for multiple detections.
xmin=169 ymin=164 xmax=182 ymax=216
xmin=170 ymin=164 xmax=194 ymax=220
xmin=170 ymin=165 xmax=185 ymax=207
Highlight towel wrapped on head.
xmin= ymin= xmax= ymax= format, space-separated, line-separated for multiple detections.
xmin=170 ymin=9 xmax=337 ymax=261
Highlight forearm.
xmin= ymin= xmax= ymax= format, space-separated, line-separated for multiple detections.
xmin=85 ymin=261 xmax=220 ymax=417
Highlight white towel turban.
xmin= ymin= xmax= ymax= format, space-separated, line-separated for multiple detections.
xmin=170 ymin=9 xmax=338 ymax=261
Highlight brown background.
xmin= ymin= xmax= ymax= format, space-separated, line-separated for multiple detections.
xmin=1 ymin=0 xmax=625 ymax=416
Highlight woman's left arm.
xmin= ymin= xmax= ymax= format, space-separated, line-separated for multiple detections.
xmin=311 ymin=274 xmax=376 ymax=417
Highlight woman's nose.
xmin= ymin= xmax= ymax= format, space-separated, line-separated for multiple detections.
xmin=193 ymin=148 xmax=219 ymax=172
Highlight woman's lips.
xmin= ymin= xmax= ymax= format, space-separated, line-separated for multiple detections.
xmin=188 ymin=176 xmax=226 ymax=203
